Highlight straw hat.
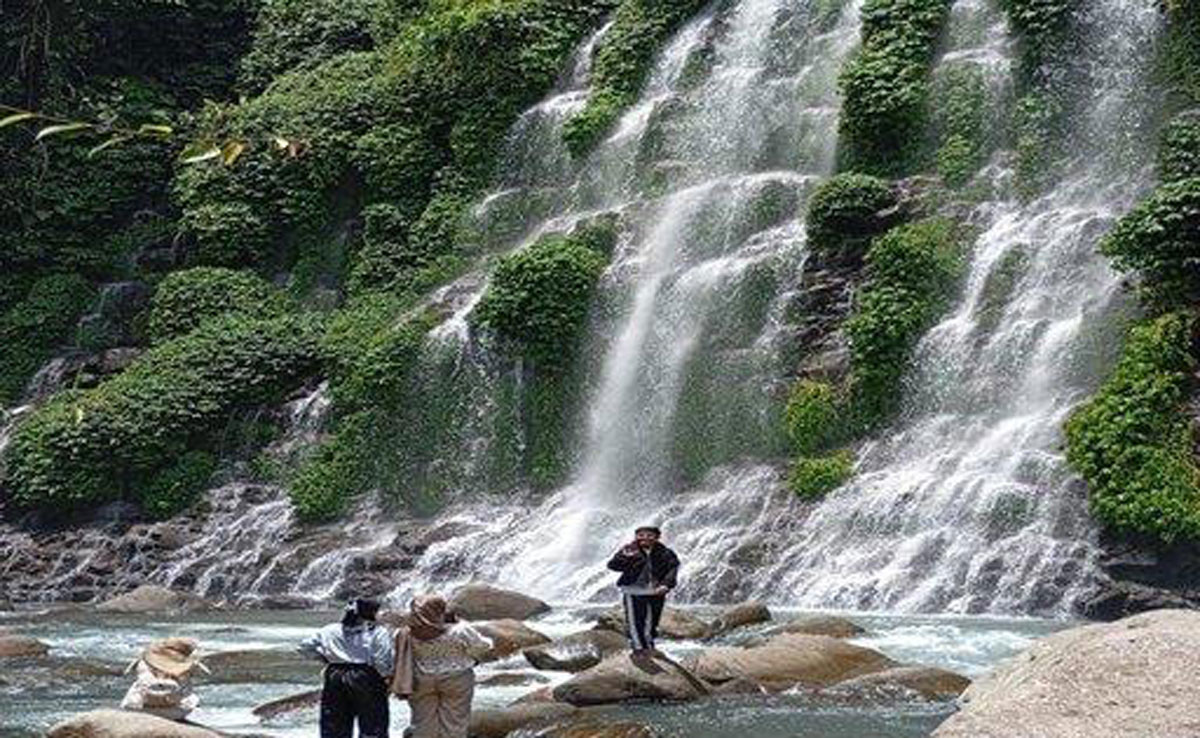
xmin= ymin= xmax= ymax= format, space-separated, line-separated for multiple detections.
xmin=142 ymin=638 xmax=205 ymax=678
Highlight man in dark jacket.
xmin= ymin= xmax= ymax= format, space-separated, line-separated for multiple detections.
xmin=607 ymin=525 xmax=680 ymax=655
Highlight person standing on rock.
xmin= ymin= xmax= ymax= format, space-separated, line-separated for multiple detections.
xmin=390 ymin=594 xmax=492 ymax=738
xmin=300 ymin=598 xmax=395 ymax=738
xmin=607 ymin=525 xmax=680 ymax=656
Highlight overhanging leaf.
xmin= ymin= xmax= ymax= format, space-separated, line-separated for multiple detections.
xmin=0 ymin=112 xmax=37 ymax=128
xmin=221 ymin=140 xmax=246 ymax=165
xmin=87 ymin=136 xmax=131 ymax=158
xmin=137 ymin=123 xmax=174 ymax=137
xmin=34 ymin=122 xmax=91 ymax=141
xmin=180 ymin=145 xmax=222 ymax=164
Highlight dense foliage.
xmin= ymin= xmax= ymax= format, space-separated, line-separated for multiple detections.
xmin=4 ymin=314 xmax=323 ymax=515
xmin=0 ymin=274 xmax=95 ymax=404
xmin=1159 ymin=110 xmax=1200 ymax=184
xmin=789 ymin=450 xmax=856 ymax=499
xmin=784 ymin=380 xmax=844 ymax=455
xmin=1065 ymin=312 xmax=1200 ymax=544
xmin=805 ymin=174 xmax=898 ymax=257
xmin=931 ymin=64 xmax=988 ymax=186
xmin=836 ymin=0 xmax=953 ymax=175
xmin=562 ymin=0 xmax=704 ymax=157
xmin=147 ymin=267 xmax=291 ymax=343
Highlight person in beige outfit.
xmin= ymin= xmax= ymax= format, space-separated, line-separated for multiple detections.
xmin=391 ymin=594 xmax=491 ymax=738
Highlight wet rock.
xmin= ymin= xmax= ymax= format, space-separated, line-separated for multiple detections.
xmin=684 ymin=633 xmax=895 ymax=691
xmin=479 ymin=671 xmax=550 ymax=687
xmin=933 ymin=609 xmax=1200 ymax=738
xmin=47 ymin=709 xmax=223 ymax=738
xmin=1080 ymin=579 xmax=1196 ymax=621
xmin=252 ymin=688 xmax=322 ymax=720
xmin=238 ymin=594 xmax=320 ymax=610
xmin=476 ymin=619 xmax=553 ymax=662
xmin=762 ymin=615 xmax=865 ymax=639
xmin=595 ymin=607 xmax=712 ymax=640
xmin=552 ymin=652 xmax=710 ymax=706
xmin=0 ymin=634 xmax=50 ymax=659
xmin=709 ymin=676 xmax=764 ymax=695
xmin=202 ymin=648 xmax=316 ymax=684
xmin=95 ymin=585 xmax=212 ymax=613
xmin=450 ymin=584 xmax=551 ymax=621
xmin=709 ymin=601 xmax=771 ymax=636
xmin=469 ymin=703 xmax=578 ymax=738
xmin=523 ymin=629 xmax=628 ymax=672
xmin=832 ymin=665 xmax=970 ymax=702
xmin=512 ymin=685 xmax=557 ymax=704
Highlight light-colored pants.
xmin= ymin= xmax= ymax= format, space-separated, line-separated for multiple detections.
xmin=406 ymin=668 xmax=474 ymax=738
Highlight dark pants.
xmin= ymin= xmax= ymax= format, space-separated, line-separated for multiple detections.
xmin=320 ymin=663 xmax=389 ymax=738
xmin=622 ymin=593 xmax=665 ymax=650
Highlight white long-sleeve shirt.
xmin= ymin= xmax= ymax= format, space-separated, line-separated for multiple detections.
xmin=299 ymin=623 xmax=395 ymax=677
xmin=411 ymin=624 xmax=492 ymax=674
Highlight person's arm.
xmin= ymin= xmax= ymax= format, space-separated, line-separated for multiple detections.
xmin=372 ymin=627 xmax=396 ymax=677
xmin=297 ymin=626 xmax=328 ymax=662
xmin=457 ymin=624 xmax=494 ymax=662
xmin=659 ymin=548 xmax=680 ymax=591
xmin=607 ymin=543 xmax=640 ymax=572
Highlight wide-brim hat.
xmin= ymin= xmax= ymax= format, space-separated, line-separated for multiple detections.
xmin=142 ymin=637 xmax=205 ymax=678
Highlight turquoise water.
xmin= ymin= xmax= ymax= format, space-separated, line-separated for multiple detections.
xmin=0 ymin=606 xmax=1066 ymax=737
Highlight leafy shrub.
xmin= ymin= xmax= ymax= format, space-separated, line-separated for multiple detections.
xmin=1012 ymin=91 xmax=1064 ymax=199
xmin=789 ymin=449 xmax=856 ymax=499
xmin=0 ymin=274 xmax=95 ymax=405
xmin=148 ymin=267 xmax=291 ymax=343
xmin=784 ymin=380 xmax=844 ymax=455
xmin=932 ymin=64 xmax=988 ymax=186
xmin=290 ymin=411 xmax=376 ymax=522
xmin=846 ymin=218 xmax=964 ymax=426
xmin=836 ymin=0 xmax=953 ymax=175
xmin=998 ymin=0 xmax=1075 ymax=84
xmin=1100 ymin=176 xmax=1200 ymax=311
xmin=563 ymin=0 xmax=708 ymax=157
xmin=1065 ymin=312 xmax=1200 ymax=544
xmin=142 ymin=451 xmax=218 ymax=518
xmin=4 ymin=314 xmax=323 ymax=514
xmin=332 ymin=313 xmax=435 ymax=413
xmin=475 ymin=232 xmax=609 ymax=372
xmin=805 ymin=173 xmax=898 ymax=257
xmin=1159 ymin=110 xmax=1200 ymax=183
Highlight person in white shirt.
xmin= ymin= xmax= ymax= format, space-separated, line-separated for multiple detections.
xmin=120 ymin=637 xmax=209 ymax=720
xmin=300 ymin=598 xmax=395 ymax=738
xmin=390 ymin=594 xmax=491 ymax=738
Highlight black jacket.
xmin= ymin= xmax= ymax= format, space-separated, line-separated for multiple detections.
xmin=607 ymin=543 xmax=680 ymax=591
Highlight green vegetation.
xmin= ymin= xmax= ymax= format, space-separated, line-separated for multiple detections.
xmin=974 ymin=246 xmax=1029 ymax=336
xmin=1065 ymin=312 xmax=1200 ymax=544
xmin=789 ymin=449 xmax=856 ymax=499
xmin=147 ymin=267 xmax=291 ymax=343
xmin=805 ymin=174 xmax=898 ymax=257
xmin=562 ymin=0 xmax=706 ymax=157
xmin=1160 ymin=0 xmax=1200 ymax=106
xmin=846 ymin=217 xmax=965 ymax=427
xmin=784 ymin=380 xmax=844 ymax=455
xmin=1159 ymin=110 xmax=1200 ymax=184
xmin=836 ymin=0 xmax=953 ymax=176
xmin=1100 ymin=176 xmax=1200 ymax=312
xmin=932 ymin=64 xmax=988 ymax=186
xmin=0 ymin=274 xmax=95 ymax=405
xmin=4 ymin=314 xmax=323 ymax=515
xmin=142 ymin=451 xmax=218 ymax=518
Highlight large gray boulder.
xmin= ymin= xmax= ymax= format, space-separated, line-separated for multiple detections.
xmin=552 ymin=652 xmax=711 ymax=705
xmin=474 ymin=619 xmax=552 ymax=662
xmin=469 ymin=703 xmax=578 ymax=738
xmin=763 ymin=615 xmax=865 ymax=639
xmin=0 ymin=634 xmax=50 ymax=659
xmin=524 ymin=629 xmax=628 ymax=672
xmin=595 ymin=607 xmax=712 ymax=640
xmin=252 ymin=689 xmax=322 ymax=720
xmin=449 ymin=584 xmax=550 ymax=621
xmin=47 ymin=710 xmax=222 ymax=738
xmin=709 ymin=601 xmax=772 ymax=636
xmin=684 ymin=633 xmax=895 ymax=691
xmin=933 ymin=609 xmax=1200 ymax=738
xmin=833 ymin=665 xmax=970 ymax=702
xmin=96 ymin=585 xmax=212 ymax=613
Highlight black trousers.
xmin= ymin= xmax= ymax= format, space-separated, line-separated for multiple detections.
xmin=320 ymin=663 xmax=389 ymax=738
xmin=622 ymin=593 xmax=666 ymax=650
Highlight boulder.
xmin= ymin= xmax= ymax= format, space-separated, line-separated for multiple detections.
xmin=933 ymin=609 xmax=1200 ymax=738
xmin=47 ymin=710 xmax=222 ymax=738
xmin=524 ymin=629 xmax=628 ymax=672
xmin=95 ymin=585 xmax=212 ymax=613
xmin=833 ymin=665 xmax=970 ymax=702
xmin=474 ymin=619 xmax=552 ymax=661
xmin=478 ymin=671 xmax=550 ymax=687
xmin=762 ymin=615 xmax=865 ymax=639
xmin=0 ymin=634 xmax=50 ymax=659
xmin=449 ymin=584 xmax=550 ymax=621
xmin=595 ymin=607 xmax=711 ymax=640
xmin=552 ymin=652 xmax=710 ymax=706
xmin=469 ymin=703 xmax=577 ymax=738
xmin=512 ymin=685 xmax=557 ymax=704
xmin=709 ymin=602 xmax=771 ymax=636
xmin=252 ymin=688 xmax=322 ymax=720
xmin=526 ymin=721 xmax=658 ymax=738
xmin=684 ymin=633 xmax=894 ymax=691
xmin=202 ymin=648 xmax=315 ymax=683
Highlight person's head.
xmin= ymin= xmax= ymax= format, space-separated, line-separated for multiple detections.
xmin=409 ymin=594 xmax=451 ymax=640
xmin=341 ymin=598 xmax=382 ymax=628
xmin=635 ymin=525 xmax=661 ymax=549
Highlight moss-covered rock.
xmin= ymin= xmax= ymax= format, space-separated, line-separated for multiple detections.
xmin=4 ymin=314 xmax=323 ymax=515
xmin=0 ymin=274 xmax=95 ymax=405
xmin=932 ymin=64 xmax=988 ymax=187
xmin=805 ymin=174 xmax=899 ymax=259
xmin=789 ymin=449 xmax=856 ymax=500
xmin=974 ymin=246 xmax=1029 ymax=336
xmin=846 ymin=217 xmax=965 ymax=427
xmin=1065 ymin=312 xmax=1200 ymax=544
xmin=148 ymin=267 xmax=291 ymax=343
xmin=1100 ymin=176 xmax=1200 ymax=312
xmin=836 ymin=0 xmax=953 ymax=176
xmin=562 ymin=0 xmax=707 ymax=157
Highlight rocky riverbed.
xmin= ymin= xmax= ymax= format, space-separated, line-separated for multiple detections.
xmin=0 ymin=586 xmax=1067 ymax=738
